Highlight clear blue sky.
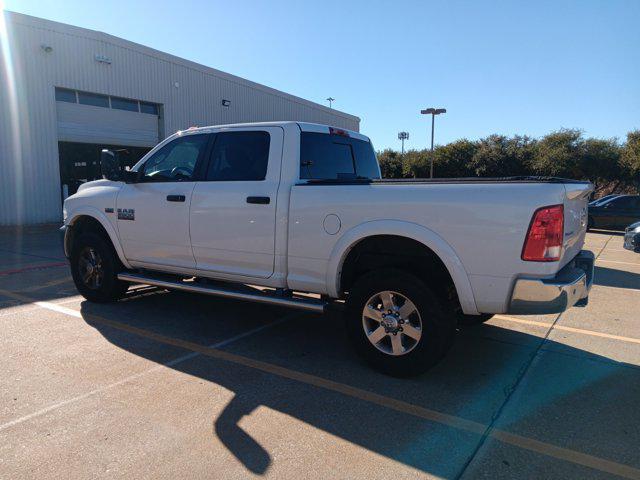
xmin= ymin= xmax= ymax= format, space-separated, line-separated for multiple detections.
xmin=4 ymin=0 xmax=640 ymax=150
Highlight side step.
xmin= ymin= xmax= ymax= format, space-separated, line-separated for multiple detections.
xmin=117 ymin=272 xmax=327 ymax=314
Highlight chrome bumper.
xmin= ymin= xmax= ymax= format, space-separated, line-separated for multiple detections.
xmin=508 ymin=250 xmax=595 ymax=315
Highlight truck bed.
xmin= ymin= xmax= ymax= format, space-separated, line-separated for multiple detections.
xmin=299 ymin=176 xmax=592 ymax=185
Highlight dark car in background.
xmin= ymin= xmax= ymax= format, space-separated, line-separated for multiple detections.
xmin=588 ymin=195 xmax=640 ymax=230
xmin=589 ymin=194 xmax=619 ymax=207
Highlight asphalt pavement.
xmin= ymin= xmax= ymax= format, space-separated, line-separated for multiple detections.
xmin=0 ymin=225 xmax=638 ymax=479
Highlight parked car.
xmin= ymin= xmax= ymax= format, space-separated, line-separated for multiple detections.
xmin=61 ymin=122 xmax=594 ymax=376
xmin=588 ymin=194 xmax=619 ymax=207
xmin=624 ymin=221 xmax=640 ymax=253
xmin=588 ymin=195 xmax=640 ymax=230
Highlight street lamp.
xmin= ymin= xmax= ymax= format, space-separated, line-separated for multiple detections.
xmin=398 ymin=131 xmax=409 ymax=155
xmin=420 ymin=107 xmax=446 ymax=178
xmin=326 ymin=97 xmax=335 ymax=108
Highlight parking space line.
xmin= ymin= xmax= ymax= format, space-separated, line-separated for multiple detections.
xmin=2 ymin=289 xmax=638 ymax=479
xmin=596 ymin=259 xmax=640 ymax=267
xmin=18 ymin=276 xmax=73 ymax=293
xmin=0 ymin=296 xmax=80 ymax=318
xmin=0 ymin=316 xmax=296 ymax=434
xmin=594 ymin=235 xmax=614 ymax=259
xmin=0 ymin=262 xmax=67 ymax=276
xmin=493 ymin=315 xmax=640 ymax=345
xmin=593 ymin=284 xmax=640 ymax=293
xmin=0 ymin=290 xmax=300 ymax=433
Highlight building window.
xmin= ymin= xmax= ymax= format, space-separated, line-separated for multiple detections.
xmin=55 ymin=88 xmax=159 ymax=115
xmin=140 ymin=102 xmax=158 ymax=115
xmin=55 ymin=87 xmax=77 ymax=103
xmin=111 ymin=96 xmax=139 ymax=112
xmin=78 ymin=91 xmax=109 ymax=108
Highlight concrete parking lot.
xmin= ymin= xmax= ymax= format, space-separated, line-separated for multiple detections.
xmin=0 ymin=226 xmax=638 ymax=479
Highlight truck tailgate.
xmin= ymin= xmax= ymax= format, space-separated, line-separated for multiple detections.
xmin=561 ymin=182 xmax=593 ymax=268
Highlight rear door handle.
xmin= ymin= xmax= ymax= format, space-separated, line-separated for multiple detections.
xmin=166 ymin=194 xmax=186 ymax=202
xmin=246 ymin=196 xmax=270 ymax=205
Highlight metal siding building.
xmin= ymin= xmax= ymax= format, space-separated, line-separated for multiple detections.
xmin=0 ymin=11 xmax=359 ymax=225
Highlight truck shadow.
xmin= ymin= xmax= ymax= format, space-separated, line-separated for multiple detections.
xmin=594 ymin=265 xmax=640 ymax=290
xmin=77 ymin=291 xmax=640 ymax=478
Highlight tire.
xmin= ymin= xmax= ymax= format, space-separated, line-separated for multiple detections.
xmin=70 ymin=232 xmax=128 ymax=303
xmin=457 ymin=313 xmax=494 ymax=326
xmin=345 ymin=268 xmax=456 ymax=377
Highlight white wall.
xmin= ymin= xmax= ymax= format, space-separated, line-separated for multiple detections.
xmin=0 ymin=11 xmax=360 ymax=225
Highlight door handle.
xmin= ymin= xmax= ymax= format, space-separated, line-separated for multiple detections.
xmin=246 ymin=196 xmax=270 ymax=205
xmin=166 ymin=194 xmax=186 ymax=202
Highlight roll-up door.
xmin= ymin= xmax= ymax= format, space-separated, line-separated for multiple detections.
xmin=56 ymin=101 xmax=158 ymax=147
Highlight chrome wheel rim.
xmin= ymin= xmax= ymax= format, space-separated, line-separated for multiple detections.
xmin=78 ymin=247 xmax=104 ymax=290
xmin=361 ymin=290 xmax=422 ymax=356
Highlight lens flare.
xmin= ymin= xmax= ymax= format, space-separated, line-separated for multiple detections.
xmin=0 ymin=4 xmax=25 ymax=225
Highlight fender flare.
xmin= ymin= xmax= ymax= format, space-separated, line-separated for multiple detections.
xmin=66 ymin=207 xmax=132 ymax=270
xmin=325 ymin=220 xmax=479 ymax=315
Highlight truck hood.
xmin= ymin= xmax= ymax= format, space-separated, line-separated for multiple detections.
xmin=76 ymin=178 xmax=120 ymax=193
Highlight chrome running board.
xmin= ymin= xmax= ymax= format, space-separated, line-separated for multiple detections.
xmin=117 ymin=271 xmax=326 ymax=313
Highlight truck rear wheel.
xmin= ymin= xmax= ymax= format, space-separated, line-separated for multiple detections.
xmin=70 ymin=232 xmax=128 ymax=303
xmin=345 ymin=269 xmax=456 ymax=377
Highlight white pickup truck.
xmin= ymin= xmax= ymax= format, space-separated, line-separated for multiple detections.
xmin=62 ymin=122 xmax=595 ymax=376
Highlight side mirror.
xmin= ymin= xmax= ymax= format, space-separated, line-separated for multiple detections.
xmin=101 ymin=149 xmax=122 ymax=181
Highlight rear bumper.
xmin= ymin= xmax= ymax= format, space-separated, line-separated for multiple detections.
xmin=507 ymin=250 xmax=594 ymax=315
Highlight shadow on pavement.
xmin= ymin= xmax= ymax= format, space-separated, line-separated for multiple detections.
xmin=594 ymin=265 xmax=640 ymax=290
xmin=75 ymin=291 xmax=640 ymax=478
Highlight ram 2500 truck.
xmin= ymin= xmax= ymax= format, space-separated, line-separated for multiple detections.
xmin=62 ymin=122 xmax=594 ymax=376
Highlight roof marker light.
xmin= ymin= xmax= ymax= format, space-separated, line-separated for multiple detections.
xmin=329 ymin=127 xmax=349 ymax=137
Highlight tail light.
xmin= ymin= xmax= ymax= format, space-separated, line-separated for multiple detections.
xmin=521 ymin=204 xmax=564 ymax=262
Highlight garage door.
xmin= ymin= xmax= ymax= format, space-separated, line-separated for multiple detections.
xmin=55 ymin=89 xmax=159 ymax=148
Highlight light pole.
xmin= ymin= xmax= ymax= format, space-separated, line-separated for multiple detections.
xmin=326 ymin=97 xmax=335 ymax=108
xmin=420 ymin=107 xmax=446 ymax=178
xmin=398 ymin=131 xmax=409 ymax=155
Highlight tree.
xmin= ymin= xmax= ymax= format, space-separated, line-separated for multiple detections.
xmin=402 ymin=149 xmax=431 ymax=178
xmin=470 ymin=134 xmax=535 ymax=177
xmin=580 ymin=137 xmax=621 ymax=193
xmin=621 ymin=130 xmax=640 ymax=188
xmin=531 ymin=129 xmax=584 ymax=178
xmin=374 ymin=129 xmax=637 ymax=196
xmin=432 ymin=139 xmax=478 ymax=178
xmin=377 ymin=149 xmax=404 ymax=178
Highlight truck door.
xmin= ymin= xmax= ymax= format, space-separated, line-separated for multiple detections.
xmin=116 ymin=133 xmax=210 ymax=271
xmin=189 ymin=127 xmax=283 ymax=279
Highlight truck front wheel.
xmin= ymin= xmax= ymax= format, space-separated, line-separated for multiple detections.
xmin=345 ymin=269 xmax=456 ymax=377
xmin=70 ymin=232 xmax=128 ymax=303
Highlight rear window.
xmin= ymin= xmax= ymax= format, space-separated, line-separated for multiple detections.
xmin=300 ymin=132 xmax=380 ymax=180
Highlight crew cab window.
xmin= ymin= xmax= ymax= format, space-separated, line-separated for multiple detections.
xmin=300 ymin=132 xmax=380 ymax=180
xmin=206 ymin=131 xmax=270 ymax=181
xmin=141 ymin=134 xmax=208 ymax=182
